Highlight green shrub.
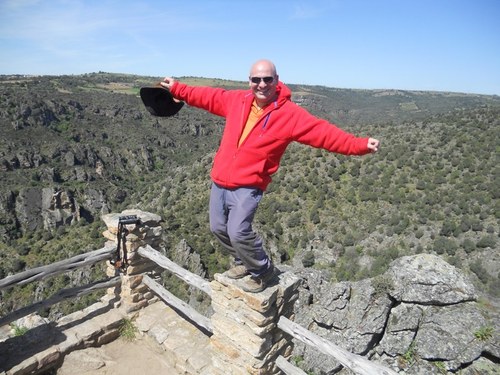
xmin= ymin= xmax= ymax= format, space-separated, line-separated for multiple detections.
xmin=16 ymin=244 xmax=30 ymax=256
xmin=488 ymin=277 xmax=500 ymax=297
xmin=433 ymin=237 xmax=457 ymax=255
xmin=11 ymin=259 xmax=26 ymax=272
xmin=335 ymin=255 xmax=359 ymax=281
xmin=462 ymin=238 xmax=476 ymax=253
xmin=302 ymin=251 xmax=315 ymax=268
xmin=476 ymin=235 xmax=497 ymax=249
xmin=470 ymin=261 xmax=490 ymax=284
xmin=372 ymin=275 xmax=394 ymax=296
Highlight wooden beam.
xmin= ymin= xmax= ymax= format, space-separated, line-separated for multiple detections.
xmin=0 ymin=277 xmax=121 ymax=327
xmin=142 ymin=275 xmax=213 ymax=334
xmin=0 ymin=246 xmax=116 ymax=291
xmin=278 ymin=317 xmax=398 ymax=375
xmin=276 ymin=355 xmax=307 ymax=375
xmin=138 ymin=245 xmax=211 ymax=296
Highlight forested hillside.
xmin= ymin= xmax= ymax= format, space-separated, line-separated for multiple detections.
xmin=0 ymin=73 xmax=498 ymax=318
xmin=138 ymin=105 xmax=500 ymax=295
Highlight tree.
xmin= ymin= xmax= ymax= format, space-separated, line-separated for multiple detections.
xmin=12 ymin=258 xmax=26 ymax=272
xmin=440 ymin=221 xmax=456 ymax=237
xmin=310 ymin=209 xmax=320 ymax=224
xmin=462 ymin=238 xmax=476 ymax=254
xmin=470 ymin=260 xmax=490 ymax=284
xmin=433 ymin=236 xmax=457 ymax=255
xmin=302 ymin=251 xmax=315 ymax=268
xmin=287 ymin=214 xmax=301 ymax=228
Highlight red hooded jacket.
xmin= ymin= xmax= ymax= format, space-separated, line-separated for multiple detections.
xmin=170 ymin=81 xmax=371 ymax=191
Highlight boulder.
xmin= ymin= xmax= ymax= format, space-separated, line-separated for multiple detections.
xmin=292 ymin=254 xmax=497 ymax=374
xmin=387 ymin=253 xmax=477 ymax=304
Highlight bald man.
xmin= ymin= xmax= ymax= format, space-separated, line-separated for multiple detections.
xmin=161 ymin=59 xmax=379 ymax=292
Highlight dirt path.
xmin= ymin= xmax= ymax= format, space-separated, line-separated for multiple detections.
xmin=56 ymin=333 xmax=179 ymax=375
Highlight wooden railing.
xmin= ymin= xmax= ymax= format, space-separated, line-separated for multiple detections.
xmin=138 ymin=245 xmax=212 ymax=333
xmin=277 ymin=317 xmax=397 ymax=375
xmin=0 ymin=246 xmax=119 ymax=327
xmin=0 ymin=244 xmax=397 ymax=375
xmin=139 ymin=244 xmax=397 ymax=375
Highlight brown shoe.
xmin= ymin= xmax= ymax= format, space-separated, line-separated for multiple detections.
xmin=241 ymin=265 xmax=276 ymax=293
xmin=226 ymin=265 xmax=250 ymax=279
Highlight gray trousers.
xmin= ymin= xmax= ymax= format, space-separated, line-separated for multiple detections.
xmin=209 ymin=183 xmax=270 ymax=276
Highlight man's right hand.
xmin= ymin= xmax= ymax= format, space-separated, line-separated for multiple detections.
xmin=367 ymin=138 xmax=380 ymax=153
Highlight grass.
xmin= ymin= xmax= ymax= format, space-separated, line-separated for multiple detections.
xmin=400 ymin=341 xmax=417 ymax=367
xmin=434 ymin=361 xmax=447 ymax=374
xmin=118 ymin=318 xmax=137 ymax=341
xmin=474 ymin=326 xmax=493 ymax=341
xmin=11 ymin=324 xmax=29 ymax=336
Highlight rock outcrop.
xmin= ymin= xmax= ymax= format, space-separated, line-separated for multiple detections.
xmin=14 ymin=188 xmax=80 ymax=232
xmin=1 ymin=187 xmax=110 ymax=235
xmin=292 ymin=254 xmax=498 ymax=374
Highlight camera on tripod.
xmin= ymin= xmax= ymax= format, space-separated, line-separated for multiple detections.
xmin=111 ymin=215 xmax=141 ymax=271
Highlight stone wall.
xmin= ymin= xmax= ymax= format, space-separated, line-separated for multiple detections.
xmin=209 ymin=272 xmax=301 ymax=374
xmin=101 ymin=209 xmax=164 ymax=313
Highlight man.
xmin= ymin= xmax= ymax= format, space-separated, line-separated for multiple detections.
xmin=161 ymin=59 xmax=380 ymax=293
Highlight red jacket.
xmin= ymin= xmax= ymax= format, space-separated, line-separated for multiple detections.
xmin=170 ymin=81 xmax=371 ymax=191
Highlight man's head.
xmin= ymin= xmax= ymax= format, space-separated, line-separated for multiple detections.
xmin=249 ymin=59 xmax=279 ymax=107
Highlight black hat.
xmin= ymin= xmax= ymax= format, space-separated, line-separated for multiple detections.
xmin=140 ymin=85 xmax=184 ymax=117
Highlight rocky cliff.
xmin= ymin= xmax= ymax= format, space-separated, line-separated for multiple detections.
xmin=0 ymin=73 xmax=222 ymax=240
xmin=290 ymin=254 xmax=498 ymax=374
xmin=3 ymin=252 xmax=497 ymax=374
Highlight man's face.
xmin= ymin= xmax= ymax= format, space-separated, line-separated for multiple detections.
xmin=249 ymin=63 xmax=278 ymax=106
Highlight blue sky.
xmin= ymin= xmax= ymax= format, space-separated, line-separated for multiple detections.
xmin=0 ymin=0 xmax=499 ymax=95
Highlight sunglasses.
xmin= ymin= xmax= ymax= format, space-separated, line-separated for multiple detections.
xmin=250 ymin=76 xmax=275 ymax=84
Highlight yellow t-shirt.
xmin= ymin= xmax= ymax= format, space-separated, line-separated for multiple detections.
xmin=238 ymin=100 xmax=264 ymax=147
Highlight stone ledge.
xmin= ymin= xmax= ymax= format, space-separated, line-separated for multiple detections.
xmin=0 ymin=297 xmax=125 ymax=375
xmin=212 ymin=270 xmax=301 ymax=314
